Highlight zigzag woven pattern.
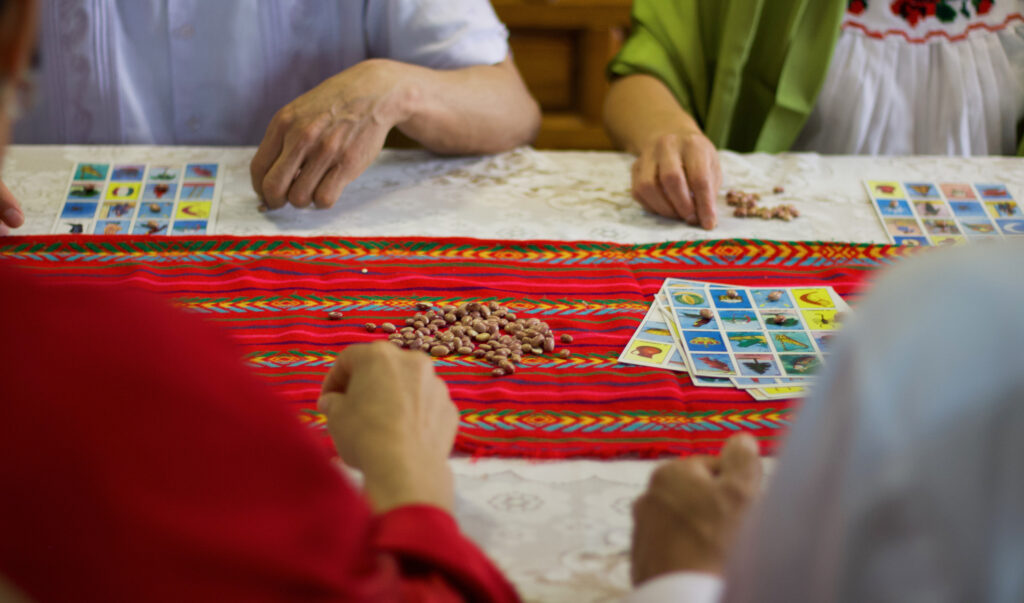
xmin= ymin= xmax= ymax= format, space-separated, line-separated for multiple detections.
xmin=0 ymin=235 xmax=910 ymax=459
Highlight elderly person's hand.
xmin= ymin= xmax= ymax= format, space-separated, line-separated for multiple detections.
xmin=318 ymin=341 xmax=458 ymax=513
xmin=631 ymin=433 xmax=762 ymax=584
xmin=0 ymin=179 xmax=24 ymax=236
xmin=629 ymin=129 xmax=721 ymax=228
xmin=250 ymin=59 xmax=406 ymax=211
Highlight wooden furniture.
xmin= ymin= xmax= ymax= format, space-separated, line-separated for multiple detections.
xmin=492 ymin=0 xmax=633 ymax=150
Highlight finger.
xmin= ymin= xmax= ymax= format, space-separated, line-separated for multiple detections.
xmin=718 ymin=432 xmax=761 ymax=487
xmin=250 ymin=120 xmax=285 ymax=206
xmin=682 ymin=142 xmax=720 ymax=230
xmin=262 ymin=120 xmax=326 ymax=209
xmin=312 ymin=162 xmax=356 ymax=209
xmin=288 ymin=130 xmax=346 ymax=208
xmin=319 ymin=346 xmax=358 ymax=398
xmin=655 ymin=138 xmax=696 ymax=225
xmin=0 ymin=180 xmax=25 ymax=228
xmin=631 ymin=151 xmax=676 ymax=219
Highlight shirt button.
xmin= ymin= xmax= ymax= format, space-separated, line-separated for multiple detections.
xmin=175 ymin=24 xmax=195 ymax=39
xmin=185 ymin=116 xmax=201 ymax=132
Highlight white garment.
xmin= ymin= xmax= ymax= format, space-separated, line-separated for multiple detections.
xmin=626 ymin=572 xmax=723 ymax=603
xmin=625 ymin=241 xmax=1024 ymax=602
xmin=722 ymin=241 xmax=1024 ymax=602
xmin=794 ymin=1 xmax=1024 ymax=155
xmin=16 ymin=0 xmax=508 ymax=145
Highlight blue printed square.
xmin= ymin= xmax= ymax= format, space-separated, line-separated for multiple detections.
xmin=143 ymin=182 xmax=177 ymax=201
xmin=691 ymin=353 xmax=735 ymax=375
xmin=74 ymin=163 xmax=108 ymax=181
xmin=751 ymin=288 xmax=794 ymax=309
xmin=875 ymin=198 xmax=912 ymax=217
xmin=132 ymin=220 xmax=170 ymax=235
xmin=138 ymin=202 xmax=174 ymax=219
xmin=949 ymin=201 xmax=986 ymax=217
xmin=636 ymin=319 xmax=676 ymax=344
xmin=904 ymin=183 xmax=940 ymax=199
xmin=893 ymin=236 xmax=929 ymax=247
xmin=667 ymin=288 xmax=709 ymax=308
xmin=172 ymin=220 xmax=208 ymax=235
xmin=976 ymin=184 xmax=1012 ymax=200
xmin=683 ymin=330 xmax=728 ymax=353
xmin=61 ymin=202 xmax=98 ymax=219
xmin=676 ymin=309 xmax=717 ymax=331
xmin=185 ymin=164 xmax=217 ymax=180
xmin=718 ymin=310 xmax=759 ymax=330
xmin=709 ymin=288 xmax=752 ymax=309
xmin=736 ymin=354 xmax=781 ymax=377
xmin=180 ymin=182 xmax=214 ymax=200
xmin=760 ymin=310 xmax=804 ymax=330
xmin=726 ymin=331 xmax=771 ymax=353
xmin=960 ymin=219 xmax=999 ymax=236
xmin=94 ymin=219 xmax=130 ymax=235
xmin=111 ymin=164 xmax=145 ymax=181
xmin=996 ymin=219 xmax=1024 ymax=236
xmin=770 ymin=331 xmax=813 ymax=354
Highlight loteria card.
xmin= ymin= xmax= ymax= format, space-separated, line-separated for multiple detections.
xmin=866 ymin=180 xmax=1018 ymax=246
xmin=53 ymin=162 xmax=222 ymax=235
xmin=668 ymin=283 xmax=849 ymax=379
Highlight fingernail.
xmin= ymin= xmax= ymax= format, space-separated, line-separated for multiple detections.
xmin=3 ymin=207 xmax=24 ymax=227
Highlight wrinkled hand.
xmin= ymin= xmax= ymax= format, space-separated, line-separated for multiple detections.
xmin=630 ymin=130 xmax=721 ymax=229
xmin=251 ymin=59 xmax=411 ymax=211
xmin=0 ymin=179 xmax=25 ymax=236
xmin=631 ymin=433 xmax=762 ymax=584
xmin=318 ymin=341 xmax=458 ymax=512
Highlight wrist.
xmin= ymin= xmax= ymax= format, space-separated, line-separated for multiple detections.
xmin=363 ymin=58 xmax=422 ymax=128
xmin=361 ymin=451 xmax=454 ymax=513
xmin=632 ymin=124 xmax=704 ymax=156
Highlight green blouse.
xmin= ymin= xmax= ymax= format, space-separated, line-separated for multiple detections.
xmin=608 ymin=0 xmax=1024 ymax=156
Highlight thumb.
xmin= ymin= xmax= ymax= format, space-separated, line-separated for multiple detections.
xmin=0 ymin=180 xmax=25 ymax=228
xmin=320 ymin=347 xmax=358 ymax=396
xmin=718 ymin=432 xmax=761 ymax=487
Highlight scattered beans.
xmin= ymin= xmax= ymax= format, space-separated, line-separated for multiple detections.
xmin=773 ymin=185 xmax=785 ymax=194
xmin=726 ymin=188 xmax=799 ymax=222
xmin=327 ymin=311 xmax=344 ymax=321
xmin=766 ymin=291 xmax=783 ymax=302
xmin=360 ymin=301 xmax=576 ymax=377
xmin=699 ymin=308 xmax=714 ymax=319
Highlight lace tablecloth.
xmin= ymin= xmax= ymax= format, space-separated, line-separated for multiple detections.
xmin=7 ymin=145 xmax=1024 ymax=602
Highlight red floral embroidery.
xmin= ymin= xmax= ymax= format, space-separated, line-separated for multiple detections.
xmin=849 ymin=0 xmax=997 ymax=24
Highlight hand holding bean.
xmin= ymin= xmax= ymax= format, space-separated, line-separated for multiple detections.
xmin=318 ymin=341 xmax=458 ymax=512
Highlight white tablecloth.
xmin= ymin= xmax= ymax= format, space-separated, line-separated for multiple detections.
xmin=6 ymin=145 xmax=1024 ymax=602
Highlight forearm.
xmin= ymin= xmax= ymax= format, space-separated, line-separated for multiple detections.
xmin=392 ymin=56 xmax=540 ymax=154
xmin=603 ymin=74 xmax=703 ymax=154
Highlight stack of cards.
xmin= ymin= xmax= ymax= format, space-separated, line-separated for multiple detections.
xmin=618 ymin=279 xmax=851 ymax=400
xmin=53 ymin=162 xmax=221 ymax=235
xmin=865 ymin=180 xmax=1023 ymax=246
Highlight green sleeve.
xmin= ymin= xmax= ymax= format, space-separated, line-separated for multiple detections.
xmin=606 ymin=1 xmax=711 ymax=124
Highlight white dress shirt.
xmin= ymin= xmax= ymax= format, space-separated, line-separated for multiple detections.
xmin=16 ymin=0 xmax=508 ymax=145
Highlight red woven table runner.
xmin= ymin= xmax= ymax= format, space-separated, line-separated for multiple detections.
xmin=0 ymin=236 xmax=909 ymax=459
